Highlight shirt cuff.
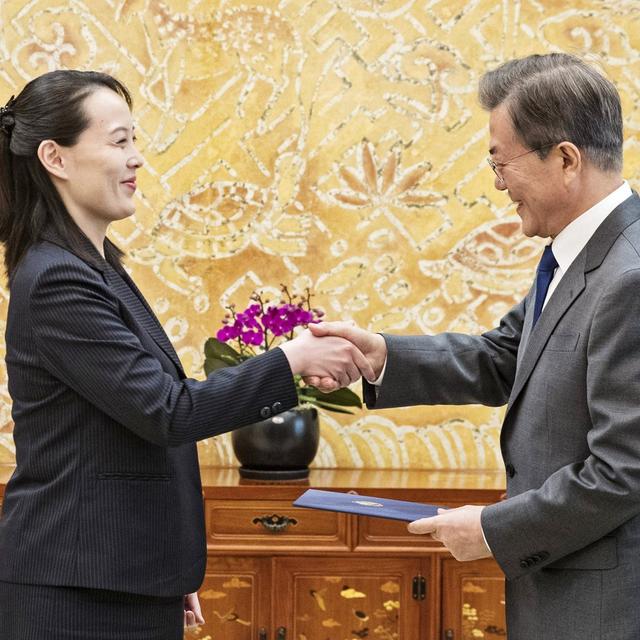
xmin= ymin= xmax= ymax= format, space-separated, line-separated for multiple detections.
xmin=480 ymin=520 xmax=493 ymax=555
xmin=371 ymin=355 xmax=388 ymax=386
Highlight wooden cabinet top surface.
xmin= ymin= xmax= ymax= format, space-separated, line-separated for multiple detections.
xmin=0 ymin=464 xmax=505 ymax=501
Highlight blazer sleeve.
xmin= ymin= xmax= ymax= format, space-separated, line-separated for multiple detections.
xmin=363 ymin=296 xmax=526 ymax=409
xmin=27 ymin=261 xmax=299 ymax=447
xmin=482 ymin=267 xmax=640 ymax=579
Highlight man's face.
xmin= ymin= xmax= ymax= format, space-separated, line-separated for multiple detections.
xmin=488 ymin=105 xmax=569 ymax=239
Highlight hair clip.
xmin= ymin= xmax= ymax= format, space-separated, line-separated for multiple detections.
xmin=0 ymin=95 xmax=16 ymax=136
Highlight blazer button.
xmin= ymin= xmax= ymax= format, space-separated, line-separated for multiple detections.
xmin=505 ymin=463 xmax=516 ymax=478
xmin=260 ymin=406 xmax=272 ymax=419
xmin=519 ymin=556 xmax=535 ymax=568
xmin=272 ymin=401 xmax=282 ymax=413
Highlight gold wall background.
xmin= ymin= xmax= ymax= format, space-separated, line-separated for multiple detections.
xmin=0 ymin=0 xmax=639 ymax=469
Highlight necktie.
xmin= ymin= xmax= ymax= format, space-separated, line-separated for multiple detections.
xmin=532 ymin=244 xmax=558 ymax=327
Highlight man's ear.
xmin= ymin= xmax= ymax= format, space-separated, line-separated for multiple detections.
xmin=557 ymin=141 xmax=582 ymax=184
xmin=37 ymin=140 xmax=68 ymax=180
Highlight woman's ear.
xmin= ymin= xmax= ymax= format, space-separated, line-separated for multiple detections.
xmin=37 ymin=140 xmax=67 ymax=180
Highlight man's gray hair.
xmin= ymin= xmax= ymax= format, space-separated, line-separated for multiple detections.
xmin=479 ymin=53 xmax=623 ymax=173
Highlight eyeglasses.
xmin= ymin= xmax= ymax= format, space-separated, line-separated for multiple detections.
xmin=486 ymin=143 xmax=557 ymax=184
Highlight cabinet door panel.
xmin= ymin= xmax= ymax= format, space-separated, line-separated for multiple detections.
xmin=441 ymin=558 xmax=506 ymax=640
xmin=192 ymin=556 xmax=271 ymax=640
xmin=273 ymin=557 xmax=427 ymax=640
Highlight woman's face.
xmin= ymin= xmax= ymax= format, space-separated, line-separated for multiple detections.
xmin=54 ymin=87 xmax=144 ymax=232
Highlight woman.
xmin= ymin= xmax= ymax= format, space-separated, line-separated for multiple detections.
xmin=0 ymin=70 xmax=372 ymax=639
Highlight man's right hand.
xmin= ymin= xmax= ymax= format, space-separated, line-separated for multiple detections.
xmin=303 ymin=321 xmax=387 ymax=392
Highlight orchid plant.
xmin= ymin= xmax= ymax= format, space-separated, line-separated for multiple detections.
xmin=204 ymin=286 xmax=362 ymax=414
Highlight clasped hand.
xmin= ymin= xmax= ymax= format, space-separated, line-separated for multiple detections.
xmin=279 ymin=321 xmax=387 ymax=390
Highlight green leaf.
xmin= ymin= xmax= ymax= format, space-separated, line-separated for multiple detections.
xmin=204 ymin=357 xmax=232 ymax=376
xmin=297 ymin=388 xmax=362 ymax=414
xmin=312 ymin=401 xmax=357 ymax=414
xmin=301 ymin=386 xmax=362 ymax=408
xmin=204 ymin=338 xmax=242 ymax=364
xmin=297 ymin=394 xmax=356 ymax=414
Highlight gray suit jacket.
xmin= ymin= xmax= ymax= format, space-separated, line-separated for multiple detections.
xmin=0 ymin=231 xmax=298 ymax=597
xmin=365 ymin=194 xmax=640 ymax=639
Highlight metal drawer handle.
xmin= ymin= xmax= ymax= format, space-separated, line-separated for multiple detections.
xmin=252 ymin=514 xmax=298 ymax=533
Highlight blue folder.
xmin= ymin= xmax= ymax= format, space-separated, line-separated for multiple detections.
xmin=293 ymin=489 xmax=441 ymax=522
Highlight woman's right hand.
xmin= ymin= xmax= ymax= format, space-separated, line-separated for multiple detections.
xmin=278 ymin=329 xmax=375 ymax=388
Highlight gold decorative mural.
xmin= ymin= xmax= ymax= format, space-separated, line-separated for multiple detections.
xmin=0 ymin=0 xmax=639 ymax=468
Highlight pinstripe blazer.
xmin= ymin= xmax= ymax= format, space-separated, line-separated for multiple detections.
xmin=0 ymin=230 xmax=298 ymax=597
xmin=364 ymin=194 xmax=640 ymax=639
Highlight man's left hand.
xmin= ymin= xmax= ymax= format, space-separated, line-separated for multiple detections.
xmin=407 ymin=505 xmax=492 ymax=562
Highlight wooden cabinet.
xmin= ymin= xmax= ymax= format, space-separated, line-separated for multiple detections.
xmin=0 ymin=465 xmax=507 ymax=639
xmin=196 ymin=555 xmax=432 ymax=640
xmin=193 ymin=468 xmax=507 ymax=640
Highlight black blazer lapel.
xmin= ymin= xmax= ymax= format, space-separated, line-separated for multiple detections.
xmin=506 ymin=193 xmax=640 ymax=414
xmin=41 ymin=225 xmax=185 ymax=378
xmin=103 ymin=265 xmax=185 ymax=378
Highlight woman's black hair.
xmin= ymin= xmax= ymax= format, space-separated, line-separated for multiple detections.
xmin=0 ymin=70 xmax=132 ymax=277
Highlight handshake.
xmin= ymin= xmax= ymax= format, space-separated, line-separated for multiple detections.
xmin=278 ymin=321 xmax=388 ymax=393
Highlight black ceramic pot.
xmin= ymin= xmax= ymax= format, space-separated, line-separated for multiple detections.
xmin=231 ymin=407 xmax=320 ymax=480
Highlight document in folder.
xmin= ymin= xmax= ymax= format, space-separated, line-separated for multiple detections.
xmin=293 ymin=489 xmax=441 ymax=522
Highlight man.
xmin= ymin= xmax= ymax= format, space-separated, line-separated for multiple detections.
xmin=308 ymin=53 xmax=640 ymax=639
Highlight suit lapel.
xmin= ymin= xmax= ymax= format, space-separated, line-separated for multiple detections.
xmin=104 ymin=266 xmax=185 ymax=377
xmin=40 ymin=225 xmax=185 ymax=376
xmin=506 ymin=193 xmax=640 ymax=414
xmin=516 ymin=288 xmax=535 ymax=366
xmin=507 ymin=255 xmax=586 ymax=412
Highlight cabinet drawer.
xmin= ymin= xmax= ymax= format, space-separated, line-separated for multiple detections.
xmin=355 ymin=514 xmax=441 ymax=551
xmin=205 ymin=499 xmax=349 ymax=550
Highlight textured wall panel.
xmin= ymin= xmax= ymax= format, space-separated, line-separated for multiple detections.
xmin=0 ymin=0 xmax=638 ymax=468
